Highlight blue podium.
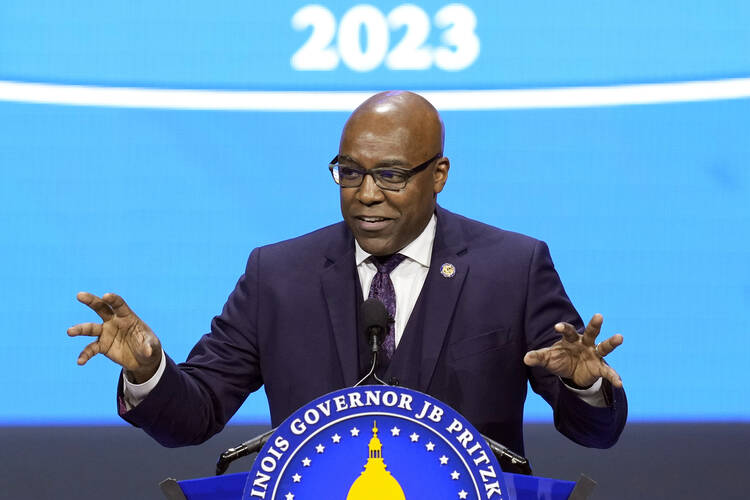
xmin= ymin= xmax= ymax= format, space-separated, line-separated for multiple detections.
xmin=165 ymin=470 xmax=589 ymax=500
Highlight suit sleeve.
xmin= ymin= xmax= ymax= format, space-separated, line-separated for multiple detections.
xmin=118 ymin=248 xmax=264 ymax=447
xmin=524 ymin=240 xmax=627 ymax=449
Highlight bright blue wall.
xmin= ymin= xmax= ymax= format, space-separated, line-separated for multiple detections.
xmin=1 ymin=1 xmax=748 ymax=424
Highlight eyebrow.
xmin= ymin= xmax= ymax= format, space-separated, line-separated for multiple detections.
xmin=337 ymin=154 xmax=409 ymax=168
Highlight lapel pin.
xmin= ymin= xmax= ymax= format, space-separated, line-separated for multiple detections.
xmin=440 ymin=263 xmax=456 ymax=278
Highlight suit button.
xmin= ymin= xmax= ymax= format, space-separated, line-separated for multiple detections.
xmin=389 ymin=377 xmax=400 ymax=386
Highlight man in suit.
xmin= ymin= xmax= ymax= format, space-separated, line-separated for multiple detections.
xmin=68 ymin=91 xmax=626 ymax=457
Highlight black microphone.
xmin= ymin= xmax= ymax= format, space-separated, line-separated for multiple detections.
xmin=480 ymin=433 xmax=533 ymax=475
xmin=361 ymin=297 xmax=389 ymax=354
xmin=355 ymin=298 xmax=389 ymax=386
xmin=216 ymin=427 xmax=275 ymax=475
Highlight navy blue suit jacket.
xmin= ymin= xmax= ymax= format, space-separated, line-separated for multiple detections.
xmin=121 ymin=207 xmax=627 ymax=455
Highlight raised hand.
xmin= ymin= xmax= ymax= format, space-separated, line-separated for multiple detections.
xmin=67 ymin=292 xmax=162 ymax=383
xmin=523 ymin=313 xmax=623 ymax=389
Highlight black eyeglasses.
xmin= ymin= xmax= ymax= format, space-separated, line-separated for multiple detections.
xmin=328 ymin=153 xmax=442 ymax=191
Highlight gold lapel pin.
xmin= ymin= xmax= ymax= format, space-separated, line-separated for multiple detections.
xmin=440 ymin=263 xmax=456 ymax=278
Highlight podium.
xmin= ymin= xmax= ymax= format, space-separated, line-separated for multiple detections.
xmin=159 ymin=385 xmax=597 ymax=500
xmin=162 ymin=471 xmax=596 ymax=500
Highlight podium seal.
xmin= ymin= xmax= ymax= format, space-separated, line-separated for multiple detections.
xmin=243 ymin=385 xmax=508 ymax=499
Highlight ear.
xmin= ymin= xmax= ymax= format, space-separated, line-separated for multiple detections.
xmin=432 ymin=157 xmax=450 ymax=194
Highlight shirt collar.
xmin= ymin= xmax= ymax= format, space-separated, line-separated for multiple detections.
xmin=354 ymin=213 xmax=437 ymax=268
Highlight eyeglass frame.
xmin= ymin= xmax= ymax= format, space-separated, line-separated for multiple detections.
xmin=328 ymin=153 xmax=442 ymax=191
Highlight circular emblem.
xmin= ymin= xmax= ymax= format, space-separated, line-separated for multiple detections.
xmin=243 ymin=385 xmax=507 ymax=500
xmin=440 ymin=263 xmax=456 ymax=278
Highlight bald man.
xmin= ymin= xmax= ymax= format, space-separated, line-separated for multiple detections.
xmin=69 ymin=91 xmax=626 ymax=457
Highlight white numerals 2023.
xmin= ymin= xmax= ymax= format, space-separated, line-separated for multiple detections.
xmin=291 ymin=3 xmax=480 ymax=72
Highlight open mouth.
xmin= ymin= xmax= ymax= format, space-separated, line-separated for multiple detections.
xmin=357 ymin=216 xmax=390 ymax=223
xmin=354 ymin=216 xmax=393 ymax=231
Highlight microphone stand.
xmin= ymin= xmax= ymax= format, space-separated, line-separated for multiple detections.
xmin=354 ymin=325 xmax=387 ymax=387
xmin=354 ymin=350 xmax=387 ymax=387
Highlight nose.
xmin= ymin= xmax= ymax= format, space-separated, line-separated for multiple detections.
xmin=355 ymin=172 xmax=385 ymax=205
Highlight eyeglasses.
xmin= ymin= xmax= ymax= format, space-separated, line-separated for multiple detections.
xmin=328 ymin=153 xmax=442 ymax=191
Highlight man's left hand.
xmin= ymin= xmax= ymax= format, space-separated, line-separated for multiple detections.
xmin=523 ymin=314 xmax=623 ymax=389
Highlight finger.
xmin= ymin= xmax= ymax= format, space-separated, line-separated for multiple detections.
xmin=582 ymin=313 xmax=603 ymax=346
xmin=102 ymin=293 xmax=135 ymax=318
xmin=554 ymin=322 xmax=580 ymax=343
xmin=77 ymin=340 xmax=102 ymax=365
xmin=596 ymin=334 xmax=623 ymax=357
xmin=76 ymin=292 xmax=114 ymax=321
xmin=67 ymin=323 xmax=103 ymax=337
xmin=523 ymin=348 xmax=551 ymax=367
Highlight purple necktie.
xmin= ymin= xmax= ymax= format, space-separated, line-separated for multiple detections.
xmin=368 ymin=253 xmax=406 ymax=364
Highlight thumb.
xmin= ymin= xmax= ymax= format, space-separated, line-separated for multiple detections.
xmin=139 ymin=340 xmax=153 ymax=359
xmin=129 ymin=339 xmax=162 ymax=381
xmin=524 ymin=350 xmax=543 ymax=367
xmin=138 ymin=337 xmax=162 ymax=362
xmin=130 ymin=329 xmax=161 ymax=366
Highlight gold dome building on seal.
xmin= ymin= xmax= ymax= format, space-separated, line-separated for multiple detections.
xmin=346 ymin=421 xmax=406 ymax=500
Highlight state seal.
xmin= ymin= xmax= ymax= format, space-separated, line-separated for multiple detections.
xmin=243 ymin=386 xmax=507 ymax=500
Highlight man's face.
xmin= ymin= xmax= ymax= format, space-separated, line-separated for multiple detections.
xmin=338 ymin=111 xmax=449 ymax=256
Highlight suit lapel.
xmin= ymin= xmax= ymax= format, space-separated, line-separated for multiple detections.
xmin=321 ymin=227 xmax=360 ymax=386
xmin=416 ymin=207 xmax=469 ymax=391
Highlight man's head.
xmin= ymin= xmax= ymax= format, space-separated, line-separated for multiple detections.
xmin=336 ymin=91 xmax=450 ymax=256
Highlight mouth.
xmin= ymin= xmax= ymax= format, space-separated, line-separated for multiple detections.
xmin=353 ymin=215 xmax=394 ymax=231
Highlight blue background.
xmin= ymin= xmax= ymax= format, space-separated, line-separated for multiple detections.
xmin=1 ymin=1 xmax=748 ymax=425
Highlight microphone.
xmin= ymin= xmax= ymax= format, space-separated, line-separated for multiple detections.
xmin=481 ymin=433 xmax=533 ymax=475
xmin=354 ymin=298 xmax=389 ymax=386
xmin=215 ymin=427 xmax=275 ymax=475
xmin=362 ymin=297 xmax=388 ymax=354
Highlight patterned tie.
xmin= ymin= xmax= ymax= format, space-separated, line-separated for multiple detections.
xmin=368 ymin=253 xmax=407 ymax=364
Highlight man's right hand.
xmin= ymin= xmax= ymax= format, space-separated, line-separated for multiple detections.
xmin=67 ymin=292 xmax=162 ymax=384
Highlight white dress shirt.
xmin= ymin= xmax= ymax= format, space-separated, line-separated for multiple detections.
xmin=355 ymin=214 xmax=436 ymax=347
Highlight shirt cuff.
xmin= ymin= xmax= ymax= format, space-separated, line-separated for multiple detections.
xmin=561 ymin=377 xmax=606 ymax=407
xmin=121 ymin=350 xmax=167 ymax=411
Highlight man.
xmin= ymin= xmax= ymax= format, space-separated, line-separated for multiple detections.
xmin=68 ymin=91 xmax=626 ymax=457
